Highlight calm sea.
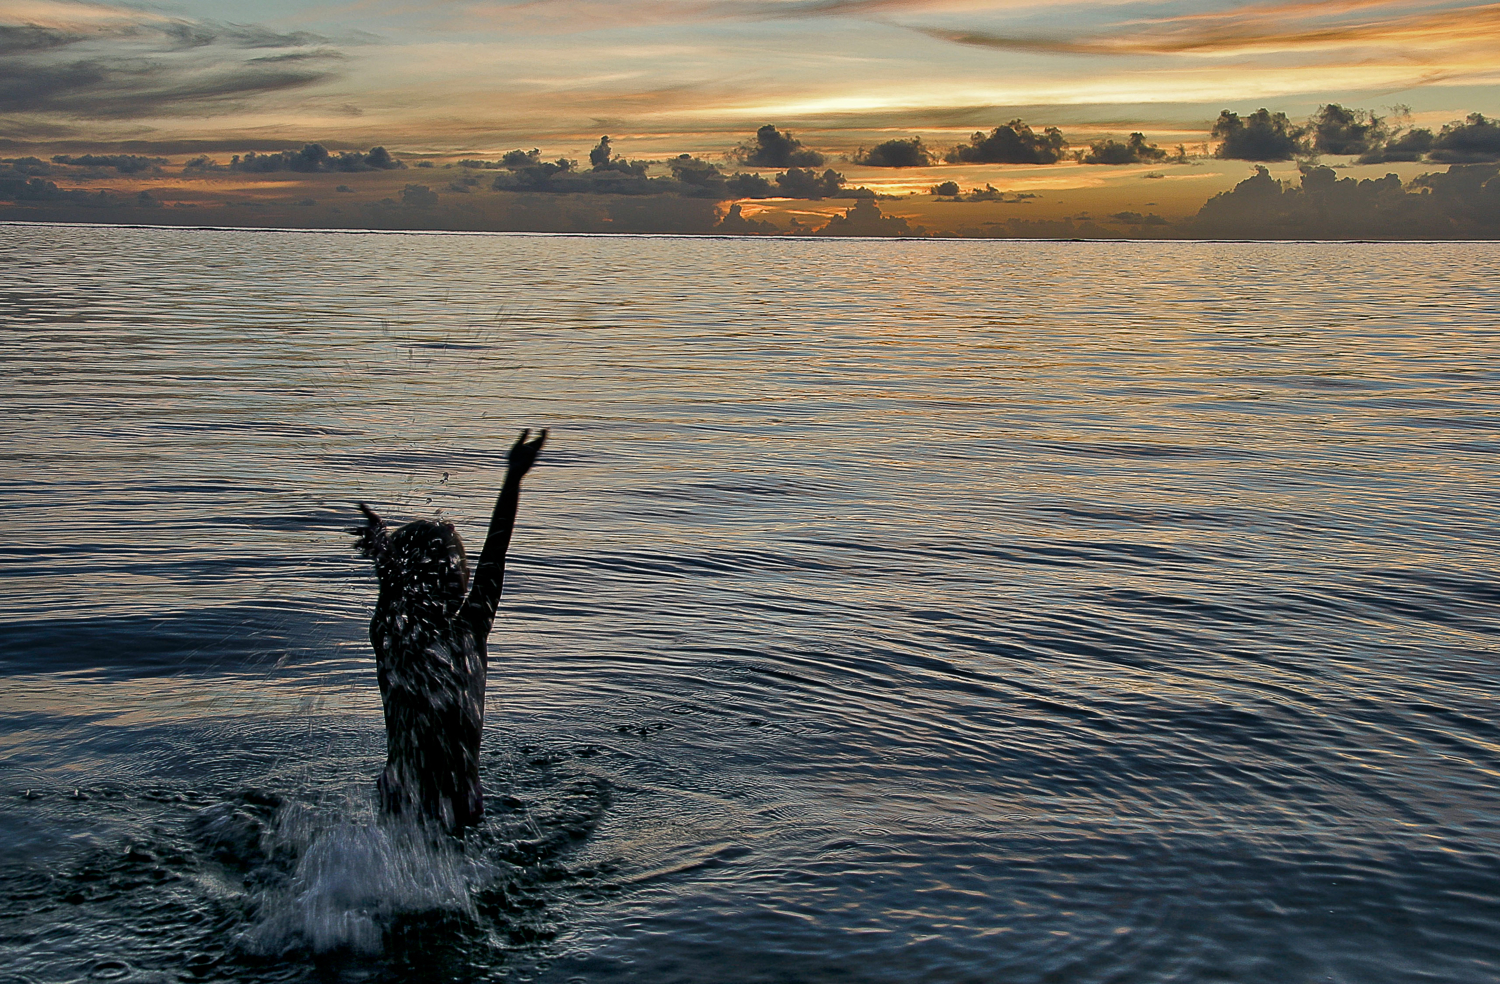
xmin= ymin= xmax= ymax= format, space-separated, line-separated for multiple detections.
xmin=1 ymin=223 xmax=1497 ymax=983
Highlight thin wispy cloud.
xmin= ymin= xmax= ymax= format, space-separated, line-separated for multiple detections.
xmin=914 ymin=0 xmax=1500 ymax=57
xmin=2 ymin=0 xmax=1497 ymax=154
xmin=0 ymin=0 xmax=348 ymax=119
xmin=342 ymin=0 xmax=1038 ymax=34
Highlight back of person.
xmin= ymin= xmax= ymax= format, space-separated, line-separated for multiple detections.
xmin=350 ymin=429 xmax=547 ymax=831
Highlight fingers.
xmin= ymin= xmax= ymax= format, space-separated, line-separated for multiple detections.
xmin=509 ymin=428 xmax=548 ymax=470
xmin=512 ymin=428 xmax=547 ymax=451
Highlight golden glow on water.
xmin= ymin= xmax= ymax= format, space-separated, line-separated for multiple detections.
xmin=1 ymin=227 xmax=1498 ymax=983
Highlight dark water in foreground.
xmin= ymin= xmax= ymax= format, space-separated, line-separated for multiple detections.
xmin=1 ymin=224 xmax=1498 ymax=983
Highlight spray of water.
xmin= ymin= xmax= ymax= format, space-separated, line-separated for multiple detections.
xmin=238 ymin=807 xmax=489 ymax=956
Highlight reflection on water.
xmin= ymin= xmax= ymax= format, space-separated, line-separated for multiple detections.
xmin=1 ymin=225 xmax=1498 ymax=983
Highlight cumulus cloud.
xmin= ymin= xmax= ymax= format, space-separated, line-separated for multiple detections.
xmin=1358 ymin=127 xmax=1433 ymax=163
xmin=0 ymin=164 xmax=130 ymax=207
xmin=588 ymin=136 xmax=648 ymax=176
xmin=1428 ymin=113 xmax=1500 ymax=163
xmin=0 ymin=156 xmax=53 ymax=176
xmin=1109 ymin=211 xmax=1169 ymax=226
xmin=501 ymin=148 xmax=542 ymax=168
xmin=459 ymin=150 xmax=544 ymax=170
xmin=725 ymin=171 xmax=773 ymax=197
xmin=776 ymin=166 xmax=848 ymax=198
xmin=400 ymin=184 xmax=438 ymax=208
xmin=853 ymin=137 xmax=933 ymax=167
xmin=930 ymin=180 xmax=1036 ymax=202
xmin=1307 ymin=103 xmax=1382 ymax=156
xmin=476 ymin=153 xmax=863 ymax=201
xmin=729 ymin=124 xmax=826 ymax=168
xmin=814 ymin=198 xmax=923 ymax=237
xmin=51 ymin=153 xmax=166 ymax=173
xmin=667 ymin=154 xmax=735 ymax=198
xmin=713 ymin=202 xmax=777 ymax=235
xmin=1080 ymin=132 xmax=1170 ymax=165
xmin=222 ymin=144 xmax=404 ymax=173
xmin=589 ymin=135 xmax=614 ymax=169
xmin=1343 ymin=110 xmax=1500 ymax=164
xmin=947 ymin=121 xmax=1068 ymax=164
xmin=1212 ymin=109 xmax=1307 ymax=161
xmin=1193 ymin=161 xmax=1500 ymax=237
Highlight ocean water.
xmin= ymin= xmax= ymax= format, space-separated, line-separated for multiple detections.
xmin=1 ymin=223 xmax=1497 ymax=984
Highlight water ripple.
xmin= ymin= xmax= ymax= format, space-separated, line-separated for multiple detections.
xmin=0 ymin=226 xmax=1497 ymax=983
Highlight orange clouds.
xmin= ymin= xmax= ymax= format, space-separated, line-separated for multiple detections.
xmin=917 ymin=1 xmax=1500 ymax=57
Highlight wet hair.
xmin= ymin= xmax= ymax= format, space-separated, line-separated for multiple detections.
xmin=388 ymin=520 xmax=469 ymax=614
xmin=351 ymin=504 xmax=469 ymax=616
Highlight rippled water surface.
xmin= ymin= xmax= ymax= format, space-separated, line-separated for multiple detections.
xmin=2 ymin=224 xmax=1498 ymax=983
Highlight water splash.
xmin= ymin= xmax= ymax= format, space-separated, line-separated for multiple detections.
xmin=236 ymin=810 xmax=487 ymax=955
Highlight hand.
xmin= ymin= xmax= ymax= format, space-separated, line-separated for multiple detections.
xmin=507 ymin=428 xmax=548 ymax=478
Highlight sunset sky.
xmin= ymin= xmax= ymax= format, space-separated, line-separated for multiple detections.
xmin=4 ymin=0 xmax=1500 ymax=234
xmin=8 ymin=0 xmax=1497 ymax=151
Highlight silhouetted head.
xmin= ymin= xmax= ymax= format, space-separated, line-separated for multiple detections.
xmin=386 ymin=520 xmax=469 ymax=615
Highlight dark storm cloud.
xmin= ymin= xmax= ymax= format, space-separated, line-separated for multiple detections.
xmin=1192 ymin=162 xmax=1500 ymax=238
xmin=1211 ymin=109 xmax=1307 ymax=161
xmin=0 ymin=11 xmax=344 ymax=120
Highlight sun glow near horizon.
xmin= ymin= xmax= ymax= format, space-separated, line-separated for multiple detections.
xmin=3 ymin=0 xmax=1499 ymax=236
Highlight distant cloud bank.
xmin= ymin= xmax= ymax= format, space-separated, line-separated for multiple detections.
xmin=4 ymin=117 xmax=1500 ymax=239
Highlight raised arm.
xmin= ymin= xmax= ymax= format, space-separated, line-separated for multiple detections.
xmin=464 ymin=428 xmax=547 ymax=639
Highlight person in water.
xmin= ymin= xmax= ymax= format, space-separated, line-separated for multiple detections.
xmin=348 ymin=428 xmax=547 ymax=831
